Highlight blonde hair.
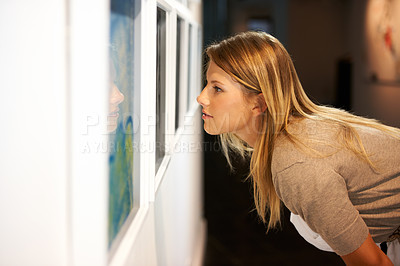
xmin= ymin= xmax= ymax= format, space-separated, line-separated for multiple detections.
xmin=206 ymin=31 xmax=400 ymax=230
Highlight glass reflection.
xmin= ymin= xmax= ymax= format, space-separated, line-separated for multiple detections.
xmin=187 ymin=24 xmax=193 ymax=110
xmin=108 ymin=60 xmax=124 ymax=133
xmin=108 ymin=0 xmax=135 ymax=248
xmin=156 ymin=8 xmax=166 ymax=171
xmin=175 ymin=17 xmax=182 ymax=131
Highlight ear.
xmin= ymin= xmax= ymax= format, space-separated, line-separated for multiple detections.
xmin=251 ymin=93 xmax=267 ymax=116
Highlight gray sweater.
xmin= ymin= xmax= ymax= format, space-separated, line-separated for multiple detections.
xmin=271 ymin=118 xmax=400 ymax=256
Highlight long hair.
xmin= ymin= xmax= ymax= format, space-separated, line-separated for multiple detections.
xmin=206 ymin=31 xmax=400 ymax=230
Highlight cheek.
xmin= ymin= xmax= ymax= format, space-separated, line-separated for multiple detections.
xmin=203 ymin=96 xmax=252 ymax=134
xmin=227 ymin=104 xmax=254 ymax=129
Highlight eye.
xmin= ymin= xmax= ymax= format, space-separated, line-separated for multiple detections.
xmin=213 ymin=86 xmax=222 ymax=92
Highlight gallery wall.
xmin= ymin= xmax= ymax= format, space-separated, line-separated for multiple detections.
xmin=0 ymin=0 xmax=206 ymax=265
xmin=287 ymin=0 xmax=350 ymax=106
xmin=286 ymin=0 xmax=400 ymax=127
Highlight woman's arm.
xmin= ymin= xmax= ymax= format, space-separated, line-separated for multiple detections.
xmin=341 ymin=233 xmax=393 ymax=266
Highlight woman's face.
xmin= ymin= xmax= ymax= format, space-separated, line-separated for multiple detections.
xmin=197 ymin=61 xmax=259 ymax=138
xmin=108 ymin=62 xmax=124 ymax=133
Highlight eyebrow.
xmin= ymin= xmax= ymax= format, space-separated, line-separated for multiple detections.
xmin=209 ymin=80 xmax=224 ymax=86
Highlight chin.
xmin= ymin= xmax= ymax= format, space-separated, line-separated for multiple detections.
xmin=107 ymin=117 xmax=118 ymax=133
xmin=204 ymin=130 xmax=219 ymax=135
xmin=203 ymin=125 xmax=223 ymax=135
xmin=107 ymin=124 xmax=117 ymax=133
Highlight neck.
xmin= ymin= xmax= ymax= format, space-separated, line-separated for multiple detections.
xmin=235 ymin=116 xmax=262 ymax=148
xmin=236 ymin=131 xmax=258 ymax=148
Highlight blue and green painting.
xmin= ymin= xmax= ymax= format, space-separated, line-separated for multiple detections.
xmin=108 ymin=0 xmax=135 ymax=247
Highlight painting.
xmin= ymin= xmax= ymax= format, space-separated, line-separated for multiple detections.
xmin=365 ymin=0 xmax=400 ymax=82
xmin=108 ymin=0 xmax=135 ymax=247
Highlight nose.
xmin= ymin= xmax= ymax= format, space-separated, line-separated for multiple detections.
xmin=197 ymin=87 xmax=209 ymax=107
xmin=110 ymin=84 xmax=125 ymax=105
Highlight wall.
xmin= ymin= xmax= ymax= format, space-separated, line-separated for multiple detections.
xmin=153 ymin=107 xmax=205 ymax=266
xmin=119 ymin=107 xmax=205 ymax=266
xmin=229 ymin=0 xmax=288 ymax=45
xmin=0 ymin=1 xmax=70 ymax=264
xmin=0 ymin=0 xmax=205 ymax=265
xmin=287 ymin=0 xmax=350 ymax=105
xmin=287 ymin=0 xmax=400 ymax=127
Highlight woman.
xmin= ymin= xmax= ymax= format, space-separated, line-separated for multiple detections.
xmin=197 ymin=31 xmax=400 ymax=265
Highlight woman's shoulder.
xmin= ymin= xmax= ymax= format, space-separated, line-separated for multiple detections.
xmin=271 ymin=118 xmax=338 ymax=175
xmin=271 ymin=137 xmax=305 ymax=177
xmin=272 ymin=116 xmax=400 ymax=183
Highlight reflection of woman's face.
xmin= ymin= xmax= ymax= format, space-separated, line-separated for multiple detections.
xmin=108 ymin=61 xmax=124 ymax=132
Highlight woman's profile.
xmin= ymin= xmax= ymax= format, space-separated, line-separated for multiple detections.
xmin=108 ymin=59 xmax=124 ymax=133
xmin=197 ymin=31 xmax=400 ymax=265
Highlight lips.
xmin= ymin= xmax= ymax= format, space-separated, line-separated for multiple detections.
xmin=202 ymin=110 xmax=213 ymax=118
xmin=109 ymin=107 xmax=120 ymax=117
